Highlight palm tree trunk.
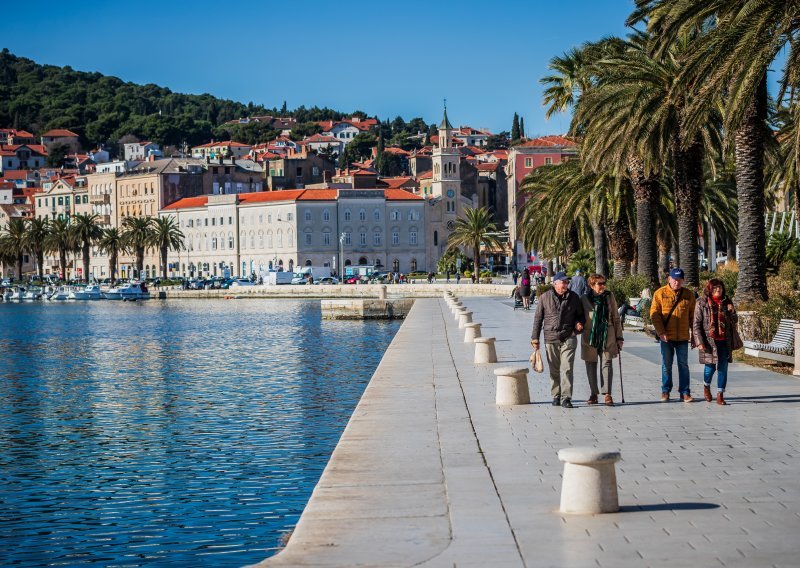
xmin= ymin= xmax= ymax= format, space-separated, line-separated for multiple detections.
xmin=734 ymin=76 xmax=768 ymax=302
xmin=658 ymin=232 xmax=671 ymax=280
xmin=727 ymin=235 xmax=737 ymax=262
xmin=161 ymin=246 xmax=168 ymax=279
xmin=136 ymin=247 xmax=145 ymax=279
xmin=37 ymin=252 xmax=44 ymax=280
xmin=565 ymin=222 xmax=579 ymax=260
xmin=605 ymin=212 xmax=634 ymax=279
xmin=592 ymin=220 xmax=607 ymax=277
xmin=83 ymin=243 xmax=90 ymax=282
xmin=60 ymin=250 xmax=67 ymax=281
xmin=627 ymin=156 xmax=660 ymax=289
xmin=110 ymin=251 xmax=117 ymax=286
xmin=672 ymin=134 xmax=703 ymax=287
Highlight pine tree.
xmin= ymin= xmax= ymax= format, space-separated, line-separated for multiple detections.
xmin=511 ymin=113 xmax=520 ymax=141
xmin=281 ymin=100 xmax=287 ymax=115
xmin=519 ymin=117 xmax=525 ymax=139
xmin=376 ymin=131 xmax=386 ymax=175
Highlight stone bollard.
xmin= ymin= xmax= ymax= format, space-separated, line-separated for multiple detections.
xmin=464 ymin=322 xmax=482 ymax=343
xmin=794 ymin=323 xmax=800 ymax=377
xmin=379 ymin=285 xmax=387 ymax=300
xmin=458 ymin=311 xmax=473 ymax=329
xmin=557 ymin=448 xmax=621 ymax=514
xmin=474 ymin=337 xmax=497 ymax=364
xmin=493 ymin=367 xmax=531 ymax=405
xmin=452 ymin=305 xmax=466 ymax=317
xmin=450 ymin=301 xmax=463 ymax=312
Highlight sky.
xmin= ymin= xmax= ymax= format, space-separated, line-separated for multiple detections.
xmin=1 ymin=0 xmax=780 ymax=137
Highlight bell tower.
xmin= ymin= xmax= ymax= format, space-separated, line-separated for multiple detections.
xmin=431 ymin=102 xmax=460 ymax=216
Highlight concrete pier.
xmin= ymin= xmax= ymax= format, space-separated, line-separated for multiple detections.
xmin=254 ymin=297 xmax=800 ymax=567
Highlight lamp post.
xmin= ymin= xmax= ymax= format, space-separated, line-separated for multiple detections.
xmin=339 ymin=232 xmax=346 ymax=283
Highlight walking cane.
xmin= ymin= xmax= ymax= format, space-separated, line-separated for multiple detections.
xmin=618 ymin=351 xmax=625 ymax=404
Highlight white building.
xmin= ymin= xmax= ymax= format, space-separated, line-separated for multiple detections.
xmin=124 ymin=141 xmax=162 ymax=161
xmin=160 ymin=188 xmax=427 ymax=278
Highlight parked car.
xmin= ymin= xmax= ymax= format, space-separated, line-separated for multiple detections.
xmin=314 ymin=276 xmax=339 ymax=285
xmin=230 ymin=278 xmax=255 ymax=287
xmin=344 ymin=276 xmax=365 ymax=284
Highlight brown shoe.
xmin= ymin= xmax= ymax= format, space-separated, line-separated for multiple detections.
xmin=604 ymin=394 xmax=614 ymax=406
xmin=704 ymin=385 xmax=712 ymax=402
xmin=587 ymin=395 xmax=598 ymax=405
xmin=717 ymin=392 xmax=727 ymax=405
xmin=681 ymin=394 xmax=694 ymax=403
xmin=660 ymin=393 xmax=669 ymax=402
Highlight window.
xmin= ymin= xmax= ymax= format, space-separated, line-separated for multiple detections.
xmin=545 ymin=157 xmax=553 ymax=165
xmin=219 ymin=217 xmax=224 ymax=225
xmin=204 ymin=218 xmax=208 ymax=226
xmin=267 ymin=214 xmax=271 ymax=223
xmin=323 ymin=232 xmax=331 ymax=245
xmin=344 ymin=232 xmax=351 ymax=245
xmin=323 ymin=209 xmax=330 ymax=222
xmin=373 ymin=209 xmax=380 ymax=221
xmin=392 ymin=232 xmax=399 ymax=245
xmin=58 ymin=197 xmax=63 ymax=205
xmin=344 ymin=209 xmax=351 ymax=221
xmin=374 ymin=231 xmax=382 ymax=246
xmin=212 ymin=218 xmax=216 ymax=226
xmin=288 ymin=230 xmax=294 ymax=247
xmin=360 ymin=232 xmax=367 ymax=246
xmin=312 ymin=166 xmax=320 ymax=176
xmin=305 ymin=210 xmax=312 ymax=221
xmin=228 ymin=234 xmax=234 ymax=249
xmin=212 ymin=236 xmax=218 ymax=250
xmin=229 ymin=216 xmax=233 ymax=225
xmin=287 ymin=212 xmax=293 ymax=221
xmin=305 ymin=232 xmax=312 ymax=245
xmin=525 ymin=157 xmax=533 ymax=168
xmin=359 ymin=209 xmax=366 ymax=221
xmin=267 ymin=231 xmax=273 ymax=247
xmin=277 ymin=230 xmax=283 ymax=247
xmin=410 ymin=231 xmax=418 ymax=245
xmin=391 ymin=210 xmax=400 ymax=221
xmin=434 ymin=231 xmax=438 ymax=246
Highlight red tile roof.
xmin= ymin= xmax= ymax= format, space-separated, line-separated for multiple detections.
xmin=381 ymin=176 xmax=415 ymax=189
xmin=383 ymin=189 xmax=423 ymax=201
xmin=476 ymin=162 xmax=500 ymax=172
xmin=162 ymin=196 xmax=209 ymax=210
xmin=42 ymin=129 xmax=79 ymax=138
xmin=1 ymin=170 xmax=35 ymax=180
xmin=417 ymin=170 xmax=432 ymax=180
xmin=518 ymin=135 xmax=577 ymax=148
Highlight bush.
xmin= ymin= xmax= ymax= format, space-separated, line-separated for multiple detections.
xmin=606 ymin=274 xmax=651 ymax=307
xmin=536 ymin=284 xmax=553 ymax=298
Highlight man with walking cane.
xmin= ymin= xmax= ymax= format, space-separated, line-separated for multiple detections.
xmin=579 ymin=274 xmax=624 ymax=406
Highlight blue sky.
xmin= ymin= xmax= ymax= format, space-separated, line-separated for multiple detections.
xmin=1 ymin=1 xmax=782 ymax=136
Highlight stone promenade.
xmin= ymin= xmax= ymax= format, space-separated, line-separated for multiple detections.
xmin=253 ymin=297 xmax=800 ymax=568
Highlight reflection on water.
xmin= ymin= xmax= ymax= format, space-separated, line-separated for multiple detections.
xmin=0 ymin=300 xmax=400 ymax=567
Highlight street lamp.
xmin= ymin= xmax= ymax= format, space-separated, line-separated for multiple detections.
xmin=339 ymin=232 xmax=346 ymax=282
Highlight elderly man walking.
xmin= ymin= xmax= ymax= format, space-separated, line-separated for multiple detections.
xmin=650 ymin=267 xmax=696 ymax=402
xmin=531 ymin=272 xmax=586 ymax=408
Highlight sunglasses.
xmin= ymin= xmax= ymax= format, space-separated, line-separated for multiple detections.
xmin=596 ymin=282 xmax=607 ymax=286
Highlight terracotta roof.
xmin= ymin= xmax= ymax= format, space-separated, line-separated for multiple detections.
xmin=518 ymin=135 xmax=577 ymax=148
xmin=0 ymin=181 xmax=14 ymax=190
xmin=384 ymin=189 xmax=423 ymax=201
xmin=1 ymin=170 xmax=34 ymax=180
xmin=476 ymin=162 xmax=499 ymax=172
xmin=305 ymin=133 xmax=339 ymax=143
xmin=381 ymin=176 xmax=415 ymax=189
xmin=296 ymin=190 xmax=338 ymax=201
xmin=384 ymin=147 xmax=410 ymax=156
xmin=193 ymin=140 xmax=252 ymax=149
xmin=42 ymin=129 xmax=79 ymax=138
xmin=162 ymin=196 xmax=209 ymax=210
xmin=417 ymin=170 xmax=432 ymax=180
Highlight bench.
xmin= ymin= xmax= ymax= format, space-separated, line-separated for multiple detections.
xmin=743 ymin=318 xmax=797 ymax=364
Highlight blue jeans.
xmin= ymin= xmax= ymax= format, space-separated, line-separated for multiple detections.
xmin=703 ymin=340 xmax=729 ymax=392
xmin=660 ymin=340 xmax=690 ymax=395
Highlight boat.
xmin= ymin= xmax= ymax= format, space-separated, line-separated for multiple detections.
xmin=70 ymin=284 xmax=103 ymax=300
xmin=48 ymin=286 xmax=73 ymax=301
xmin=105 ymin=281 xmax=150 ymax=301
xmin=6 ymin=286 xmax=43 ymax=301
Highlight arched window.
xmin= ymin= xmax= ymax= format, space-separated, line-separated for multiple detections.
xmin=258 ymin=231 xmax=264 ymax=248
xmin=250 ymin=232 xmax=255 ymax=248
xmin=344 ymin=209 xmax=351 ymax=221
xmin=288 ymin=229 xmax=294 ymax=247
xmin=345 ymin=259 xmax=352 ymax=266
xmin=304 ymin=209 xmax=312 ymax=221
xmin=411 ymin=259 xmax=417 ymax=271
xmin=391 ymin=210 xmax=400 ymax=221
xmin=277 ymin=230 xmax=283 ymax=247
xmin=375 ymin=259 xmax=383 ymax=267
xmin=211 ymin=235 xmax=218 ymax=250
xmin=373 ymin=209 xmax=380 ymax=221
xmin=393 ymin=259 xmax=400 ymax=272
xmin=323 ymin=209 xmax=330 ymax=222
xmin=359 ymin=209 xmax=366 ymax=221
xmin=305 ymin=259 xmax=313 ymax=266
xmin=240 ymin=231 xmax=246 ymax=249
xmin=228 ymin=232 xmax=234 ymax=249
xmin=288 ymin=259 xmax=294 ymax=271
xmin=267 ymin=230 xmax=273 ymax=248
xmin=359 ymin=256 xmax=368 ymax=265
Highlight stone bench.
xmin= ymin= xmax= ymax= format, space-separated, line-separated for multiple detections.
xmin=557 ymin=447 xmax=621 ymax=514
xmin=474 ymin=337 xmax=497 ymax=364
xmin=743 ymin=318 xmax=797 ymax=365
xmin=493 ymin=367 xmax=530 ymax=405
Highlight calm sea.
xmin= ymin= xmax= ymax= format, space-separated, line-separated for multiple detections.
xmin=0 ymin=299 xmax=401 ymax=567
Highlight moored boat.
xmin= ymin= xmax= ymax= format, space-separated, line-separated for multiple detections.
xmin=70 ymin=285 xmax=103 ymax=300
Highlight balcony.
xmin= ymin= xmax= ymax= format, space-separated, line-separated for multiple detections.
xmin=90 ymin=193 xmax=110 ymax=204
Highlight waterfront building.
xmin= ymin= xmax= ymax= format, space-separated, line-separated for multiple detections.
xmin=159 ymin=188 xmax=426 ymax=278
xmin=505 ymin=136 xmax=577 ymax=268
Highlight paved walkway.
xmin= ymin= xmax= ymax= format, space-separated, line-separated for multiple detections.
xmin=253 ymin=297 xmax=800 ymax=567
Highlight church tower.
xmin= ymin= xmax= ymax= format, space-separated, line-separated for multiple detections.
xmin=431 ymin=104 xmax=461 ymax=217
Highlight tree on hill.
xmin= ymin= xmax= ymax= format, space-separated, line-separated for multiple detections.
xmin=519 ymin=117 xmax=525 ymax=139
xmin=45 ymin=143 xmax=71 ymax=167
xmin=511 ymin=113 xmax=521 ymax=141
xmin=289 ymin=121 xmax=323 ymax=141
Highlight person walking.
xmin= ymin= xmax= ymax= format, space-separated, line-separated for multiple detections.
xmin=580 ymin=274 xmax=624 ymax=406
xmin=512 ymin=270 xmax=520 ymax=286
xmin=568 ymin=269 xmax=589 ymax=297
xmin=519 ymin=268 xmax=533 ymax=309
xmin=693 ymin=278 xmax=742 ymax=405
xmin=650 ymin=267 xmax=696 ymax=402
xmin=531 ymin=272 xmax=586 ymax=408
xmin=455 ymin=272 xmax=461 ymax=284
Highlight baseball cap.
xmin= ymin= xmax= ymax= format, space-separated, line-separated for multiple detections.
xmin=553 ymin=271 xmax=569 ymax=282
xmin=669 ymin=268 xmax=685 ymax=280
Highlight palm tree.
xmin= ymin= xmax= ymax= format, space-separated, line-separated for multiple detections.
xmin=121 ymin=216 xmax=154 ymax=279
xmin=24 ymin=217 xmax=50 ymax=280
xmin=150 ymin=216 xmax=185 ymax=279
xmin=98 ymin=228 xmax=125 ymax=285
xmin=46 ymin=218 xmax=77 ymax=281
xmin=447 ymin=207 xmax=504 ymax=274
xmin=72 ymin=213 xmax=103 ymax=282
xmin=1 ymin=218 xmax=27 ymax=281
xmin=634 ymin=0 xmax=799 ymax=300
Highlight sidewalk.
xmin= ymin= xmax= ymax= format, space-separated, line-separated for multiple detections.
xmin=254 ymin=297 xmax=800 ymax=568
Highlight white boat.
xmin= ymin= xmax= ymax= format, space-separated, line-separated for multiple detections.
xmin=49 ymin=286 xmax=72 ymax=301
xmin=70 ymin=284 xmax=103 ymax=300
xmin=105 ymin=281 xmax=150 ymax=301
xmin=7 ymin=286 xmax=43 ymax=300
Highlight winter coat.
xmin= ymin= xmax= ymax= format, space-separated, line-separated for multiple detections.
xmin=650 ymin=285 xmax=696 ymax=342
xmin=532 ymin=288 xmax=586 ymax=343
xmin=568 ymin=276 xmax=589 ymax=297
xmin=580 ymin=293 xmax=624 ymax=362
xmin=692 ymin=293 xmax=741 ymax=365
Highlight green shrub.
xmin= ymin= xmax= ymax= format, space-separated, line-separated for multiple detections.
xmin=606 ymin=274 xmax=651 ymax=307
xmin=567 ymin=249 xmax=595 ymax=276
xmin=536 ymin=284 xmax=552 ymax=298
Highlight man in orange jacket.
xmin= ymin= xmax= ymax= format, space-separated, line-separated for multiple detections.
xmin=650 ymin=268 xmax=696 ymax=402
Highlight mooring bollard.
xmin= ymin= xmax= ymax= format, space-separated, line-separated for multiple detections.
xmin=458 ymin=311 xmax=473 ymax=329
xmin=453 ymin=306 xmax=467 ymax=318
xmin=464 ymin=322 xmax=481 ymax=342
xmin=474 ymin=337 xmax=497 ymax=364
xmin=493 ymin=367 xmax=531 ymax=405
xmin=557 ymin=448 xmax=621 ymax=514
xmin=450 ymin=302 xmax=463 ymax=314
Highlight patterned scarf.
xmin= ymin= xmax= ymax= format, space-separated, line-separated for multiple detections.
xmin=588 ymin=290 xmax=609 ymax=350
xmin=708 ymin=296 xmax=726 ymax=340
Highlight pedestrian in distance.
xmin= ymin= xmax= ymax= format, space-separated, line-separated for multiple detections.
xmin=693 ymin=278 xmax=742 ymax=405
xmin=512 ymin=270 xmax=520 ymax=286
xmin=446 ymin=270 xmax=451 ymax=283
xmin=580 ymin=274 xmax=624 ymax=406
xmin=455 ymin=272 xmax=461 ymax=284
xmin=568 ymin=269 xmax=589 ymax=297
xmin=531 ymin=271 xmax=586 ymax=408
xmin=650 ymin=267 xmax=696 ymax=402
xmin=519 ymin=267 xmax=533 ymax=310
